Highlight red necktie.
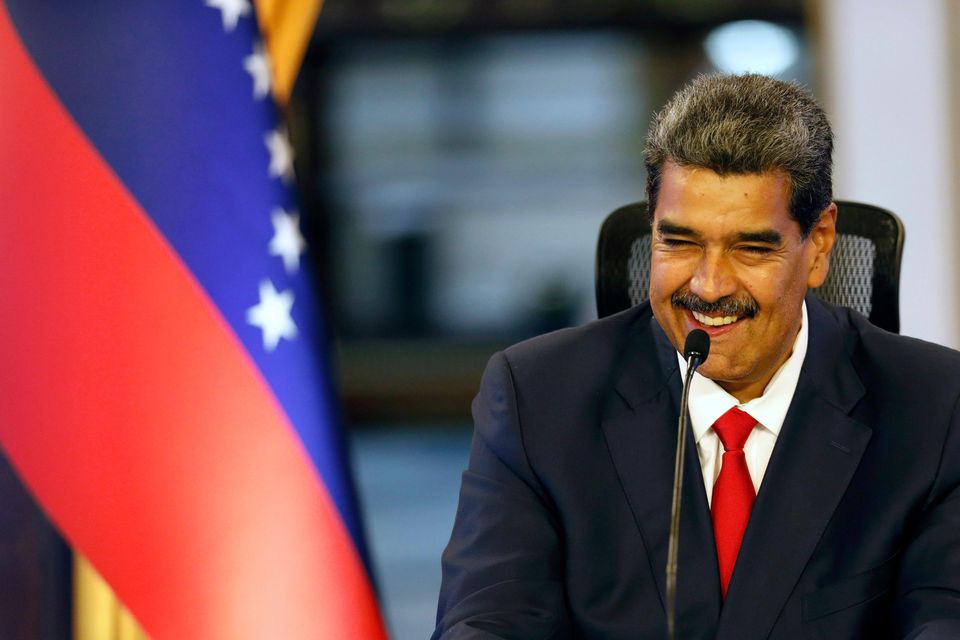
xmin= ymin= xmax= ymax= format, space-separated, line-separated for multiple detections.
xmin=711 ymin=407 xmax=758 ymax=598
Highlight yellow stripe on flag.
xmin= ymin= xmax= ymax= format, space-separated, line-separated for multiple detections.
xmin=255 ymin=0 xmax=324 ymax=105
xmin=74 ymin=554 xmax=150 ymax=640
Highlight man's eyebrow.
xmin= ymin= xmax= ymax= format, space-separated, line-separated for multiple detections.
xmin=735 ymin=230 xmax=782 ymax=244
xmin=655 ymin=222 xmax=782 ymax=245
xmin=656 ymin=221 xmax=699 ymax=238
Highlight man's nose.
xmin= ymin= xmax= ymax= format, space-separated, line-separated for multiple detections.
xmin=689 ymin=251 xmax=736 ymax=302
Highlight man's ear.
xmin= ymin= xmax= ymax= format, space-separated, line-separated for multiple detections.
xmin=806 ymin=202 xmax=837 ymax=289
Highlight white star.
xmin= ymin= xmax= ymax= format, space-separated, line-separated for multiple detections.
xmin=243 ymin=41 xmax=273 ymax=100
xmin=264 ymin=127 xmax=295 ymax=183
xmin=246 ymin=280 xmax=298 ymax=352
xmin=205 ymin=0 xmax=252 ymax=32
xmin=269 ymin=208 xmax=307 ymax=274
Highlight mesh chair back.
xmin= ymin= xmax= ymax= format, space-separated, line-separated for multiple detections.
xmin=595 ymin=201 xmax=904 ymax=333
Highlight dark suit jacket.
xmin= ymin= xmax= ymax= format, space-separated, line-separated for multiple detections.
xmin=434 ymin=296 xmax=960 ymax=639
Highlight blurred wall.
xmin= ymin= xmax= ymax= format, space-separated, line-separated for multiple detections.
xmin=817 ymin=0 xmax=960 ymax=348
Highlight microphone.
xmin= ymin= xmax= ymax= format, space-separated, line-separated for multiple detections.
xmin=683 ymin=329 xmax=710 ymax=367
xmin=666 ymin=329 xmax=710 ymax=640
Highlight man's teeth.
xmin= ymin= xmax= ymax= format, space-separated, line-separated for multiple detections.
xmin=692 ymin=311 xmax=739 ymax=327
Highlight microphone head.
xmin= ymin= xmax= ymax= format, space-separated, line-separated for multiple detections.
xmin=683 ymin=329 xmax=710 ymax=363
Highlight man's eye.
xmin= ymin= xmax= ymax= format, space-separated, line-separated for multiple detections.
xmin=663 ymin=238 xmax=695 ymax=247
xmin=741 ymin=245 xmax=773 ymax=254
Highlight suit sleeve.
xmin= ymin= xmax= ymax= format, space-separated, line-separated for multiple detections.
xmin=896 ymin=393 xmax=960 ymax=637
xmin=432 ymin=351 xmax=572 ymax=640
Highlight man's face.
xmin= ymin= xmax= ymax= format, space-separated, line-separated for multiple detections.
xmin=649 ymin=162 xmax=836 ymax=402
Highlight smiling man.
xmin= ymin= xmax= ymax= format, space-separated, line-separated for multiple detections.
xmin=434 ymin=74 xmax=960 ymax=639
xmin=649 ymin=163 xmax=835 ymax=403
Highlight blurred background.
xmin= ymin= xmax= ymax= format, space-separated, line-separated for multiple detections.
xmin=4 ymin=0 xmax=960 ymax=638
xmin=284 ymin=0 xmax=960 ymax=637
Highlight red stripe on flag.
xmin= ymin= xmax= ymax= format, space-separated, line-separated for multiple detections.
xmin=0 ymin=4 xmax=387 ymax=638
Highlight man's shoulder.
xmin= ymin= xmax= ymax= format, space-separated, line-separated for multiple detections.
xmin=817 ymin=299 xmax=960 ymax=381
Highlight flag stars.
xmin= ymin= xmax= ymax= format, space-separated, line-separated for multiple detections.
xmin=210 ymin=6 xmax=300 ymax=353
xmin=205 ymin=0 xmax=252 ymax=32
xmin=247 ymin=280 xmax=298 ymax=352
xmin=269 ymin=208 xmax=307 ymax=274
xmin=243 ymin=41 xmax=273 ymax=100
xmin=265 ymin=127 xmax=295 ymax=183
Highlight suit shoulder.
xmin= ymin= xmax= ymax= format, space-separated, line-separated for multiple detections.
xmin=828 ymin=303 xmax=960 ymax=381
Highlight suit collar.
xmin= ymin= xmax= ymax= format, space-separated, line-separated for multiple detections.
xmin=797 ymin=294 xmax=865 ymax=414
xmin=611 ymin=306 xmax=678 ymax=408
xmin=603 ymin=304 xmax=722 ymax=637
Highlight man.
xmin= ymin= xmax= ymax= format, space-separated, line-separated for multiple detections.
xmin=433 ymin=74 xmax=960 ymax=639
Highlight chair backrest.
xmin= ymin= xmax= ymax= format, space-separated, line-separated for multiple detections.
xmin=595 ymin=201 xmax=905 ymax=333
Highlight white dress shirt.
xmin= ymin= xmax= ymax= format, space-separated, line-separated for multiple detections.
xmin=677 ymin=302 xmax=808 ymax=505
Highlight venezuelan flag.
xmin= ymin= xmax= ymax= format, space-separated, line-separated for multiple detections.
xmin=0 ymin=1 xmax=386 ymax=637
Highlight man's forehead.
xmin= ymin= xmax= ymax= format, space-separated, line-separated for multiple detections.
xmin=653 ymin=163 xmax=800 ymax=235
xmin=662 ymin=161 xmax=790 ymax=181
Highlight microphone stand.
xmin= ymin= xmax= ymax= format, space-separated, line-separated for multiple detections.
xmin=666 ymin=335 xmax=707 ymax=640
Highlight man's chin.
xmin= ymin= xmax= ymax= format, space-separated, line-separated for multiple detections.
xmin=694 ymin=360 xmax=742 ymax=384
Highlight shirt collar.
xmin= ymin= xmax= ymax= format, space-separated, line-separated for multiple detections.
xmin=677 ymin=301 xmax=808 ymax=442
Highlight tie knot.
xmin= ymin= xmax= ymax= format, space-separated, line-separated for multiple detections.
xmin=712 ymin=407 xmax=757 ymax=451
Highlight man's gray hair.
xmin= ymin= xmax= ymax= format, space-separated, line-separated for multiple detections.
xmin=644 ymin=73 xmax=833 ymax=237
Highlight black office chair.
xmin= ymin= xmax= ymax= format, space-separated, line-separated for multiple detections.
xmin=595 ymin=201 xmax=905 ymax=333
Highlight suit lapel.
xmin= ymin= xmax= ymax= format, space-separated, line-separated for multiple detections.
xmin=715 ymin=298 xmax=872 ymax=640
xmin=600 ymin=310 xmax=722 ymax=637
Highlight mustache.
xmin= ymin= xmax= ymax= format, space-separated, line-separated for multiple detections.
xmin=671 ymin=290 xmax=759 ymax=318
